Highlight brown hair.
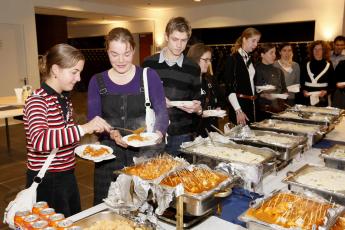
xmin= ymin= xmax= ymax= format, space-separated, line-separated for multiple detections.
xmin=187 ymin=43 xmax=212 ymax=64
xmin=39 ymin=43 xmax=85 ymax=81
xmin=105 ymin=27 xmax=136 ymax=50
xmin=165 ymin=17 xmax=192 ymax=38
xmin=308 ymin=40 xmax=331 ymax=61
xmin=258 ymin=43 xmax=276 ymax=55
xmin=232 ymin=27 xmax=261 ymax=54
xmin=277 ymin=42 xmax=292 ymax=52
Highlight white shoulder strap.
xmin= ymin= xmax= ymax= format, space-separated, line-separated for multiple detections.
xmin=143 ymin=67 xmax=151 ymax=107
xmin=36 ymin=148 xmax=58 ymax=179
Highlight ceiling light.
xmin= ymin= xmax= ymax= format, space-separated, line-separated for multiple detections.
xmin=194 ymin=0 xmax=201 ymax=2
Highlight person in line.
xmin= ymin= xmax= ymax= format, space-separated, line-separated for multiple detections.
xmin=255 ymin=43 xmax=288 ymax=120
xmin=330 ymin=35 xmax=345 ymax=69
xmin=223 ymin=27 xmax=261 ymax=125
xmin=273 ymin=43 xmax=300 ymax=105
xmin=187 ymin=43 xmax=224 ymax=137
xmin=143 ymin=17 xmax=202 ymax=156
xmin=88 ymin=27 xmax=168 ymax=205
xmin=301 ymin=40 xmax=334 ymax=107
xmin=332 ymin=60 xmax=345 ymax=108
xmin=24 ymin=43 xmax=112 ymax=217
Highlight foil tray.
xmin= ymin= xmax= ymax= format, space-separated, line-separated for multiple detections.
xmin=272 ymin=110 xmax=338 ymax=131
xmin=287 ymin=104 xmax=345 ymax=117
xmin=320 ymin=144 xmax=345 ymax=171
xmin=228 ymin=129 xmax=308 ymax=161
xmin=179 ymin=141 xmax=277 ymax=175
xmin=73 ymin=210 xmax=153 ymax=229
xmin=250 ymin=119 xmax=326 ymax=145
xmin=158 ymin=166 xmax=239 ymax=216
xmin=239 ymin=191 xmax=344 ymax=230
xmin=283 ymin=164 xmax=345 ymax=205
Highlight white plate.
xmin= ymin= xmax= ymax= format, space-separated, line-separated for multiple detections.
xmin=123 ymin=132 xmax=160 ymax=147
xmin=256 ymin=85 xmax=276 ymax=93
xmin=203 ymin=109 xmax=227 ymax=117
xmin=269 ymin=93 xmax=289 ymax=99
xmin=170 ymin=101 xmax=194 ymax=107
xmin=75 ymin=144 xmax=115 ymax=162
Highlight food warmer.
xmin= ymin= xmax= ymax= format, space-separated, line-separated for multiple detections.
xmin=320 ymin=144 xmax=345 ymax=170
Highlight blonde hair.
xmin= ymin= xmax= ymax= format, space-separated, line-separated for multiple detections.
xmin=231 ymin=27 xmax=261 ymax=54
xmin=39 ymin=43 xmax=84 ymax=81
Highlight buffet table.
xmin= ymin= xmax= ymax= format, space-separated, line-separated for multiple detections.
xmin=67 ymin=119 xmax=345 ymax=229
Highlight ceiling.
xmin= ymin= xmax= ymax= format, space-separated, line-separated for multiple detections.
xmin=79 ymin=0 xmax=240 ymax=10
xmin=35 ymin=0 xmax=242 ymax=26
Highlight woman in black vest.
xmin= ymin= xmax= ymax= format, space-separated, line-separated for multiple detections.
xmin=223 ymin=27 xmax=261 ymax=125
xmin=87 ymin=28 xmax=169 ymax=205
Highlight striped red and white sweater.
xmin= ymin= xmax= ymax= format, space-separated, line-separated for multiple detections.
xmin=23 ymin=88 xmax=82 ymax=172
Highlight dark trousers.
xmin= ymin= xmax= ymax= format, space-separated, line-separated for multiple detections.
xmin=165 ymin=134 xmax=192 ymax=157
xmin=93 ymin=139 xmax=164 ymax=205
xmin=26 ymin=169 xmax=81 ymax=217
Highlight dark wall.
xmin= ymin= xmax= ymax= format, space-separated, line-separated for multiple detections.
xmin=190 ymin=21 xmax=315 ymax=45
xmin=35 ymin=14 xmax=68 ymax=55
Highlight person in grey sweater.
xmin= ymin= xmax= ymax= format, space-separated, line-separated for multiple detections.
xmin=273 ymin=43 xmax=300 ymax=105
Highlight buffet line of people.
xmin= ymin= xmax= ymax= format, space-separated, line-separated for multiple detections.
xmin=20 ymin=15 xmax=345 ymax=226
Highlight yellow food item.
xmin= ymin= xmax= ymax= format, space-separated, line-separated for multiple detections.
xmin=127 ymin=134 xmax=149 ymax=142
xmin=84 ymin=219 xmax=143 ymax=230
xmin=83 ymin=146 xmax=110 ymax=157
xmin=160 ymin=168 xmax=229 ymax=194
xmin=122 ymin=156 xmax=182 ymax=180
xmin=246 ymin=193 xmax=331 ymax=229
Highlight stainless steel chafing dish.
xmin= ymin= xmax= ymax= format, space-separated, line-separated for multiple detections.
xmin=272 ymin=110 xmax=338 ymax=131
xmin=239 ymin=191 xmax=344 ymax=230
xmin=288 ymin=104 xmax=345 ymax=117
xmin=320 ymin=144 xmax=345 ymax=171
xmin=158 ymin=166 xmax=238 ymax=216
xmin=228 ymin=129 xmax=308 ymax=161
xmin=73 ymin=210 xmax=153 ymax=229
xmin=283 ymin=164 xmax=345 ymax=205
xmin=179 ymin=140 xmax=277 ymax=175
xmin=250 ymin=119 xmax=327 ymax=146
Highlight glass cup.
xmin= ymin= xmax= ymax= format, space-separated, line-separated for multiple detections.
xmin=14 ymin=88 xmax=23 ymax=103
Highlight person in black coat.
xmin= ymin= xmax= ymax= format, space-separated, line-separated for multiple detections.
xmin=222 ymin=27 xmax=261 ymax=125
xmin=332 ymin=60 xmax=345 ymax=108
xmin=187 ymin=43 xmax=225 ymax=137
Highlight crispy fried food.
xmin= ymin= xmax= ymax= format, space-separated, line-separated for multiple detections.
xmin=83 ymin=146 xmax=110 ymax=157
xmin=331 ymin=214 xmax=345 ymax=230
xmin=122 ymin=156 xmax=182 ymax=180
xmin=246 ymin=193 xmax=332 ymax=229
xmin=160 ymin=168 xmax=229 ymax=194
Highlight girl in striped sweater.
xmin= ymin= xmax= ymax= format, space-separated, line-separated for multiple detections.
xmin=23 ymin=44 xmax=111 ymax=217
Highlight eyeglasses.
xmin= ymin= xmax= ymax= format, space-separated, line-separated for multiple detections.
xmin=200 ymin=58 xmax=212 ymax=63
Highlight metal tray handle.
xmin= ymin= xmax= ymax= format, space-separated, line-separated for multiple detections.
xmin=214 ymin=187 xmax=232 ymax=198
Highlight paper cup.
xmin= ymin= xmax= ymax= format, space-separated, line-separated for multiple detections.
xmin=14 ymin=88 xmax=23 ymax=103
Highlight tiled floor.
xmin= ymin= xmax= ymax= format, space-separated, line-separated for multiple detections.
xmin=0 ymin=92 xmax=95 ymax=229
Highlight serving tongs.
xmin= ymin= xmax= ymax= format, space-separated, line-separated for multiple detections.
xmin=111 ymin=126 xmax=145 ymax=134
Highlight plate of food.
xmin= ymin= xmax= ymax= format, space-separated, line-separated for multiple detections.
xmin=122 ymin=132 xmax=160 ymax=147
xmin=169 ymin=101 xmax=194 ymax=107
xmin=202 ymin=109 xmax=227 ymax=117
xmin=75 ymin=144 xmax=114 ymax=162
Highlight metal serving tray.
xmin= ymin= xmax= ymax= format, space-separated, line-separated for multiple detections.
xmin=73 ymin=210 xmax=153 ymax=229
xmin=159 ymin=166 xmax=238 ymax=216
xmin=239 ymin=191 xmax=343 ymax=230
xmin=288 ymin=104 xmax=345 ymax=117
xmin=320 ymin=144 xmax=345 ymax=170
xmin=250 ymin=119 xmax=326 ymax=146
xmin=272 ymin=110 xmax=338 ymax=131
xmin=228 ymin=129 xmax=308 ymax=161
xmin=283 ymin=164 xmax=345 ymax=205
xmin=180 ymin=141 xmax=277 ymax=175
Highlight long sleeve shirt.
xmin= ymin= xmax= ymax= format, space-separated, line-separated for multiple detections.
xmin=23 ymin=85 xmax=82 ymax=172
